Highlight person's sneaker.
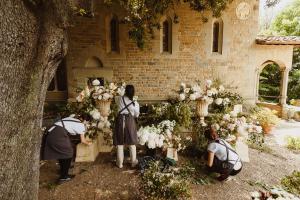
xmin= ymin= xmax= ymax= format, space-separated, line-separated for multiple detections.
xmin=58 ymin=175 xmax=75 ymax=184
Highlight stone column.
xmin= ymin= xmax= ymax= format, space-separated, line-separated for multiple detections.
xmin=280 ymin=68 xmax=290 ymax=105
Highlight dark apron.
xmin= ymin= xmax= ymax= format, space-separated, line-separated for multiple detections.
xmin=41 ymin=123 xmax=73 ymax=160
xmin=113 ymin=97 xmax=138 ymax=145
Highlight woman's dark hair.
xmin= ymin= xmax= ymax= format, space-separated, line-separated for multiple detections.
xmin=204 ymin=129 xmax=213 ymax=140
xmin=125 ymin=85 xmax=135 ymax=100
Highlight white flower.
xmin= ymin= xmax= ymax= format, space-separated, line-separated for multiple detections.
xmin=180 ymin=83 xmax=186 ymax=89
xmin=219 ymin=85 xmax=225 ymax=92
xmin=230 ymin=111 xmax=238 ymax=117
xmin=179 ymin=93 xmax=186 ymax=101
xmin=109 ymin=82 xmax=117 ymax=90
xmin=206 ymin=80 xmax=212 ymax=87
xmin=206 ymin=90 xmax=213 ymax=96
xmin=223 ymin=98 xmax=230 ymax=105
xmin=92 ymin=79 xmax=100 ymax=86
xmin=189 ymin=93 xmax=197 ymax=101
xmin=250 ymin=191 xmax=261 ymax=198
xmin=84 ymin=86 xmax=91 ymax=97
xmin=215 ymin=98 xmax=223 ymax=105
xmin=227 ymin=123 xmax=236 ymax=131
xmin=76 ymin=95 xmax=83 ymax=102
xmin=191 ymin=85 xmax=201 ymax=93
xmin=212 ymin=123 xmax=220 ymax=130
xmin=133 ymin=96 xmax=138 ymax=101
xmin=90 ymin=109 xmax=101 ymax=120
xmin=102 ymin=93 xmax=111 ymax=100
xmin=223 ymin=114 xmax=231 ymax=121
xmin=184 ymin=88 xmax=190 ymax=94
xmin=117 ymin=87 xmax=125 ymax=96
xmin=98 ymin=95 xmax=103 ymax=100
xmin=98 ymin=121 xmax=105 ymax=129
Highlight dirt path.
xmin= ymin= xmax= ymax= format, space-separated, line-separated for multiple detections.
xmin=39 ymin=139 xmax=300 ymax=200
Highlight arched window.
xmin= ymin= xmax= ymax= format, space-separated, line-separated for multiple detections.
xmin=212 ymin=20 xmax=223 ymax=54
xmin=162 ymin=18 xmax=172 ymax=53
xmin=110 ymin=16 xmax=119 ymax=52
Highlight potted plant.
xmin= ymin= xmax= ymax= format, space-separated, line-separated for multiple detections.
xmin=251 ymin=107 xmax=280 ymax=134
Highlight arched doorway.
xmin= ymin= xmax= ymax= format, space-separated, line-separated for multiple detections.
xmin=258 ymin=62 xmax=282 ymax=104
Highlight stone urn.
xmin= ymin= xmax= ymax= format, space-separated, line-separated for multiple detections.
xmin=196 ymin=99 xmax=211 ymax=123
xmin=166 ymin=147 xmax=178 ymax=161
xmin=96 ymin=100 xmax=112 ymax=117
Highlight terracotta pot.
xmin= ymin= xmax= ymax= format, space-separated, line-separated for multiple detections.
xmin=262 ymin=124 xmax=274 ymax=134
xmin=96 ymin=100 xmax=112 ymax=117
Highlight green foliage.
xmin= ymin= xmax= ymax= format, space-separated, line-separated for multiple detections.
xmin=269 ymin=0 xmax=300 ymax=36
xmin=258 ymin=64 xmax=282 ymax=103
xmin=141 ymin=161 xmax=191 ymax=200
xmin=104 ymin=0 xmax=233 ymax=48
xmin=288 ymin=48 xmax=300 ymax=101
xmin=281 ymin=171 xmax=300 ymax=195
xmin=138 ymin=100 xmax=193 ymax=128
xmin=286 ymin=136 xmax=300 ymax=151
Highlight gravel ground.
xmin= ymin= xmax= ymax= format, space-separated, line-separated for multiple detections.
xmin=39 ymin=133 xmax=300 ymax=200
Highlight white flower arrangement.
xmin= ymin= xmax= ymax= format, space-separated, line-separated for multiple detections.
xmin=178 ymin=80 xmax=225 ymax=103
xmin=138 ymin=120 xmax=189 ymax=151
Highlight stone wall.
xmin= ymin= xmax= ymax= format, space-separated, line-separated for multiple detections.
xmin=66 ymin=0 xmax=294 ymax=104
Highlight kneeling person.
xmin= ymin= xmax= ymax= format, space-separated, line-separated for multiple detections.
xmin=205 ymin=128 xmax=242 ymax=181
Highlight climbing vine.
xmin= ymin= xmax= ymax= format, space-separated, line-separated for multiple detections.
xmin=104 ymin=0 xmax=233 ymax=48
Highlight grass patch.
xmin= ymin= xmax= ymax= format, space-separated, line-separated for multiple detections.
xmin=281 ymin=171 xmax=300 ymax=196
xmin=286 ymin=136 xmax=300 ymax=152
xmin=248 ymin=142 xmax=273 ymax=154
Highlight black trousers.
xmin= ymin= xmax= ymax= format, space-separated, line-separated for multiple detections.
xmin=58 ymin=158 xmax=72 ymax=178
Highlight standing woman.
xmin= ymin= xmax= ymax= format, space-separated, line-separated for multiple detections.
xmin=41 ymin=116 xmax=91 ymax=183
xmin=113 ymin=85 xmax=140 ymax=168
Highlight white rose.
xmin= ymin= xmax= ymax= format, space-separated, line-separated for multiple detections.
xmin=223 ymin=98 xmax=230 ymax=105
xmin=109 ymin=83 xmax=117 ymax=90
xmin=92 ymin=79 xmax=100 ymax=86
xmin=212 ymin=123 xmax=220 ymax=130
xmin=180 ymin=83 xmax=186 ymax=89
xmin=102 ymin=93 xmax=111 ymax=100
xmin=219 ymin=85 xmax=225 ymax=92
xmin=206 ymin=80 xmax=212 ymax=87
xmin=189 ymin=93 xmax=196 ymax=101
xmin=223 ymin=114 xmax=231 ymax=121
xmin=90 ymin=109 xmax=101 ymax=120
xmin=227 ymin=123 xmax=236 ymax=131
xmin=179 ymin=93 xmax=186 ymax=101
xmin=215 ymin=98 xmax=223 ymax=105
xmin=117 ymin=87 xmax=125 ymax=96
xmin=206 ymin=90 xmax=213 ymax=96
xmin=98 ymin=95 xmax=103 ymax=100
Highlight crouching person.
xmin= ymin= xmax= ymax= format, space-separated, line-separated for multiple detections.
xmin=205 ymin=127 xmax=242 ymax=181
xmin=41 ymin=116 xmax=91 ymax=183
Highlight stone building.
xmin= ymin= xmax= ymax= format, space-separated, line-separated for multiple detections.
xmin=46 ymin=0 xmax=300 ymax=111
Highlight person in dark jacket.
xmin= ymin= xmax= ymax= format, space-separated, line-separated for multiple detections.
xmin=41 ymin=116 xmax=91 ymax=183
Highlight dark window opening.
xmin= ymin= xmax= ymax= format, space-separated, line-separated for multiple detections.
xmin=212 ymin=22 xmax=220 ymax=53
xmin=47 ymin=59 xmax=67 ymax=91
xmin=110 ymin=17 xmax=119 ymax=52
xmin=162 ymin=19 xmax=172 ymax=53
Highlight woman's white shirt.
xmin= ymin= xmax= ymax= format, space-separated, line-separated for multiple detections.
xmin=115 ymin=96 xmax=140 ymax=117
xmin=207 ymin=139 xmax=242 ymax=170
xmin=48 ymin=117 xmax=86 ymax=135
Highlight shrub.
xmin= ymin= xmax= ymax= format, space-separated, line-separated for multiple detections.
xmin=281 ymin=171 xmax=300 ymax=196
xmin=286 ymin=136 xmax=300 ymax=151
xmin=140 ymin=161 xmax=191 ymax=200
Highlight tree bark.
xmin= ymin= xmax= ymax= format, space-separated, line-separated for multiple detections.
xmin=0 ymin=1 xmax=72 ymax=199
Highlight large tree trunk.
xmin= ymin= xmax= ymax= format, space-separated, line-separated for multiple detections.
xmin=0 ymin=1 xmax=72 ymax=199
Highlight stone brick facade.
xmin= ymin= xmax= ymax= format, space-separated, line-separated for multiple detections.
xmin=65 ymin=0 xmax=295 ymax=105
